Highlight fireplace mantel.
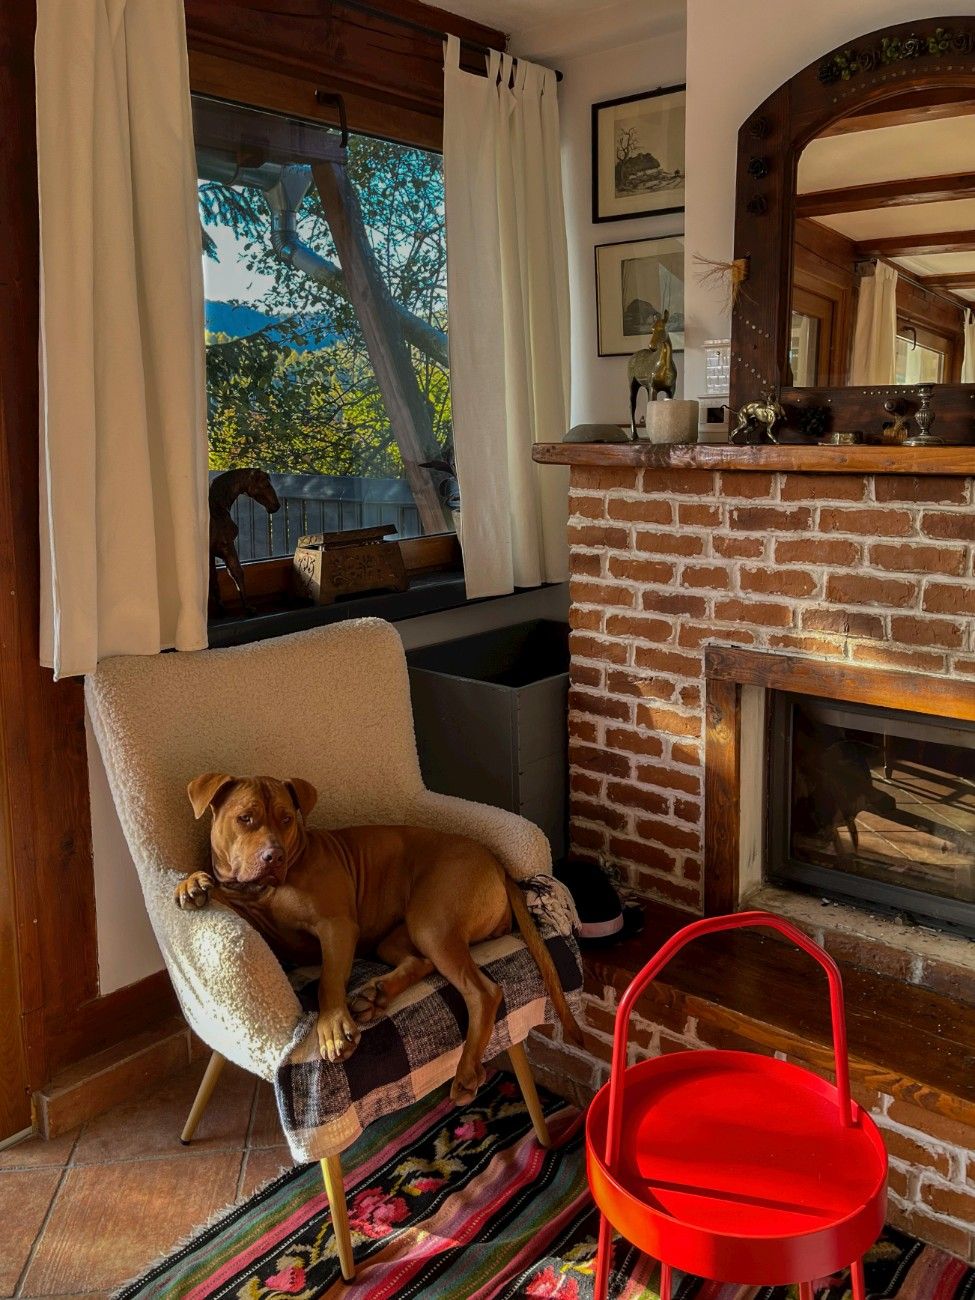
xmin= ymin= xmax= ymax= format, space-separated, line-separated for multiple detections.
xmin=533 ymin=442 xmax=975 ymax=475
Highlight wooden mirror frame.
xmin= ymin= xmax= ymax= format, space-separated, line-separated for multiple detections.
xmin=730 ymin=15 xmax=975 ymax=445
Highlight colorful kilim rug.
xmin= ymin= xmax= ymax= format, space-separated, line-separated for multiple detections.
xmin=114 ymin=1072 xmax=974 ymax=1300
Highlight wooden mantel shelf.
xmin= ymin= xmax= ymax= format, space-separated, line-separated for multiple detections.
xmin=532 ymin=442 xmax=975 ymax=475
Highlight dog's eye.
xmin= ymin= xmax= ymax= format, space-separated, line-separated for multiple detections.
xmin=237 ymin=813 xmax=252 ymax=826
xmin=281 ymin=814 xmax=293 ymax=826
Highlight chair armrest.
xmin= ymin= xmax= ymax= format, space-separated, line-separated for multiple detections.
xmin=404 ymin=789 xmax=552 ymax=882
xmin=142 ymin=868 xmax=303 ymax=1081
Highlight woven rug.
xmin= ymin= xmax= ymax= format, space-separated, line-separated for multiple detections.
xmin=114 ymin=1072 xmax=974 ymax=1300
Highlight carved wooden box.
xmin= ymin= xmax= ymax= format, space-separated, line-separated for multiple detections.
xmin=291 ymin=524 xmax=409 ymax=605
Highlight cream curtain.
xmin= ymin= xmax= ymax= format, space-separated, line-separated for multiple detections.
xmin=36 ymin=0 xmax=209 ymax=679
xmin=443 ymin=35 xmax=571 ymax=598
xmin=962 ymin=309 xmax=975 ymax=383
xmin=849 ymin=261 xmax=898 ymax=386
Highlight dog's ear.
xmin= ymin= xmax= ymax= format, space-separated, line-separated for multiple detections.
xmin=285 ymin=778 xmax=318 ymax=819
xmin=187 ymin=773 xmax=236 ymax=820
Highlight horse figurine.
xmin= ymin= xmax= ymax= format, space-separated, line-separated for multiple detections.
xmin=730 ymin=391 xmax=786 ymax=445
xmin=209 ymin=468 xmax=281 ymax=616
xmin=627 ymin=311 xmax=678 ymax=438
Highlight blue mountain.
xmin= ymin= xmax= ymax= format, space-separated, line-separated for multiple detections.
xmin=204 ymin=300 xmax=337 ymax=351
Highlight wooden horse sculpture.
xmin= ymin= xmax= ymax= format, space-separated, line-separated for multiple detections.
xmin=627 ymin=311 xmax=677 ymax=438
xmin=209 ymin=468 xmax=281 ymax=616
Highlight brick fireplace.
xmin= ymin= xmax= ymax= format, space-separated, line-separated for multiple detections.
xmin=525 ymin=452 xmax=975 ymax=1261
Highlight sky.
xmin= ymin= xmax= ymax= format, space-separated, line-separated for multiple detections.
xmin=201 ymin=215 xmax=278 ymax=304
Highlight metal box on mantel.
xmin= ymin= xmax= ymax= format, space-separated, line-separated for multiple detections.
xmin=407 ymin=621 xmax=570 ymax=858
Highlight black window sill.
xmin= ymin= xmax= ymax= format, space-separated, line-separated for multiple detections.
xmin=207 ymin=574 xmax=555 ymax=648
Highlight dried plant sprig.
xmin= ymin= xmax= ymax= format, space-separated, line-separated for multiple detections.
xmin=692 ymin=254 xmax=750 ymax=309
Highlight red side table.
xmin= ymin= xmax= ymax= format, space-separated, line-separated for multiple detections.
xmin=586 ymin=910 xmax=887 ymax=1300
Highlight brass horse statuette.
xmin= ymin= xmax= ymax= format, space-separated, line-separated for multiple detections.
xmin=627 ymin=311 xmax=677 ymax=438
xmin=209 ymin=468 xmax=281 ymax=616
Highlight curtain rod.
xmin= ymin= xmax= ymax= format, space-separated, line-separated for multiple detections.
xmin=857 ymin=254 xmax=969 ymax=315
xmin=337 ymin=0 xmax=564 ymax=81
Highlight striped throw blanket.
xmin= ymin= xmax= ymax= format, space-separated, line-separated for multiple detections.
xmin=275 ymin=874 xmax=583 ymax=1162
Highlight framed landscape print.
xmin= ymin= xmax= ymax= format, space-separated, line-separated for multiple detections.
xmin=591 ymin=84 xmax=686 ymax=222
xmin=595 ymin=234 xmax=685 ymax=357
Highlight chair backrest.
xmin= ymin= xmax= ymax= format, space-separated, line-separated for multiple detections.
xmin=86 ymin=619 xmax=425 ymax=887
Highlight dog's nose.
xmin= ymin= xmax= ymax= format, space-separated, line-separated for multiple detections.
xmin=261 ymin=844 xmax=284 ymax=869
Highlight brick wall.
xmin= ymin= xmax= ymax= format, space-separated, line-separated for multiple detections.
xmin=529 ymin=463 xmax=975 ymax=1262
xmin=566 ymin=466 xmax=974 ymax=909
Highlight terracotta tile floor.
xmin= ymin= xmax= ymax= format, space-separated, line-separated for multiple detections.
xmin=1 ymin=1057 xmax=292 ymax=1299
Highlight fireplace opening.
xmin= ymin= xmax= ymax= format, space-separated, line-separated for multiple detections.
xmin=766 ymin=693 xmax=975 ymax=936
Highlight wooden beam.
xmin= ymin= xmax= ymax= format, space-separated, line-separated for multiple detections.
xmin=918 ymin=270 xmax=975 ymax=289
xmin=312 ymin=161 xmax=449 ymax=534
xmin=185 ymin=0 xmax=505 ymax=123
xmin=703 ymin=677 xmax=741 ymax=915
xmin=820 ymin=90 xmax=975 ymax=136
xmin=531 ymin=443 xmax=975 ymax=473
xmin=704 ymin=646 xmax=975 ymax=723
xmin=797 ymin=172 xmax=975 ymax=217
xmin=855 ymin=230 xmax=975 ymax=258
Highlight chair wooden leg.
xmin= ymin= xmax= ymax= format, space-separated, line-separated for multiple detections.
xmin=179 ymin=1050 xmax=226 ymax=1145
xmin=321 ymin=1153 xmax=356 ymax=1283
xmin=799 ymin=1283 xmax=814 ymax=1300
xmin=660 ymin=1260 xmax=672 ymax=1300
xmin=593 ymin=1212 xmax=613 ymax=1300
xmin=851 ymin=1258 xmax=866 ymax=1300
xmin=508 ymin=1040 xmax=551 ymax=1148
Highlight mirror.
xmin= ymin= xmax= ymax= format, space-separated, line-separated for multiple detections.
xmin=789 ymin=88 xmax=975 ymax=388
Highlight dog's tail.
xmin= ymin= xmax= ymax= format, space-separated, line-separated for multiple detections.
xmin=504 ymin=874 xmax=584 ymax=1047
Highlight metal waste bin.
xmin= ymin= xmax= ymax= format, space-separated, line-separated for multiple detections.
xmin=407 ymin=620 xmax=570 ymax=858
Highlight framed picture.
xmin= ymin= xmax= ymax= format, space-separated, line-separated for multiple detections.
xmin=591 ymin=84 xmax=686 ymax=223
xmin=595 ymin=235 xmax=684 ymax=357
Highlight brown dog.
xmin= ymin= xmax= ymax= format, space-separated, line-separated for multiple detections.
xmin=176 ymin=773 xmax=581 ymax=1103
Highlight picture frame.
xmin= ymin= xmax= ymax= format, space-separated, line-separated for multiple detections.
xmin=595 ymin=234 xmax=685 ymax=358
xmin=591 ymin=84 xmax=686 ymax=223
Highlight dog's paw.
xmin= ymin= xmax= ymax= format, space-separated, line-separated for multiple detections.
xmin=175 ymin=871 xmax=214 ymax=910
xmin=349 ymin=979 xmax=388 ymax=1025
xmin=450 ymin=1060 xmax=487 ymax=1107
xmin=317 ymin=1008 xmax=361 ymax=1064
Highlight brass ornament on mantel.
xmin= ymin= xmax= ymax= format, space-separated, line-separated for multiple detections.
xmin=730 ymin=390 xmax=786 ymax=445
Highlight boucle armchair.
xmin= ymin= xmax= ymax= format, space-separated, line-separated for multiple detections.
xmin=86 ymin=618 xmax=580 ymax=1282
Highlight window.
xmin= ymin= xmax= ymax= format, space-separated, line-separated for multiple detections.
xmin=195 ymin=96 xmax=455 ymax=563
xmin=788 ymin=310 xmax=821 ymax=387
xmin=895 ymin=328 xmax=946 ymax=386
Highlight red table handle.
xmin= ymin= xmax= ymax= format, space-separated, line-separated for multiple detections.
xmin=602 ymin=910 xmax=853 ymax=1171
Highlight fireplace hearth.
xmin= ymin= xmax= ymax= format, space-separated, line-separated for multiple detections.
xmin=767 ymin=694 xmax=975 ymax=935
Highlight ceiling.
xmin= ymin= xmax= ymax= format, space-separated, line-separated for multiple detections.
xmin=437 ymin=0 xmax=685 ymax=60
xmin=440 ymin=0 xmax=623 ymax=26
xmin=796 ymin=101 xmax=975 ymax=304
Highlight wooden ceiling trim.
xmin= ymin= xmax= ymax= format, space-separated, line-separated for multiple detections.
xmin=918 ymin=270 xmax=975 ymax=289
xmin=797 ymin=172 xmax=975 ymax=217
xmin=855 ymin=230 xmax=975 ymax=257
xmin=819 ymin=89 xmax=975 ymax=136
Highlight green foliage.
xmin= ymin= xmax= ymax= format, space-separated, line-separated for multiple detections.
xmin=200 ymin=134 xmax=451 ymax=481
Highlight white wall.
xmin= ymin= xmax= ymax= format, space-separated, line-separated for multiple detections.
xmin=683 ymin=0 xmax=975 ymax=398
xmin=89 ymin=584 xmax=569 ymax=993
xmin=557 ymin=27 xmax=687 ymax=425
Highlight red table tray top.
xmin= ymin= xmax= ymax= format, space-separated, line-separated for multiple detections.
xmin=585 ymin=911 xmax=888 ymax=1289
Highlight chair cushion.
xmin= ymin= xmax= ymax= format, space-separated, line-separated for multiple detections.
xmin=274 ymin=877 xmax=582 ymax=1161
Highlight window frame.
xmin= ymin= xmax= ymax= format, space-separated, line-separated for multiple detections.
xmin=192 ymin=56 xmax=461 ymax=624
